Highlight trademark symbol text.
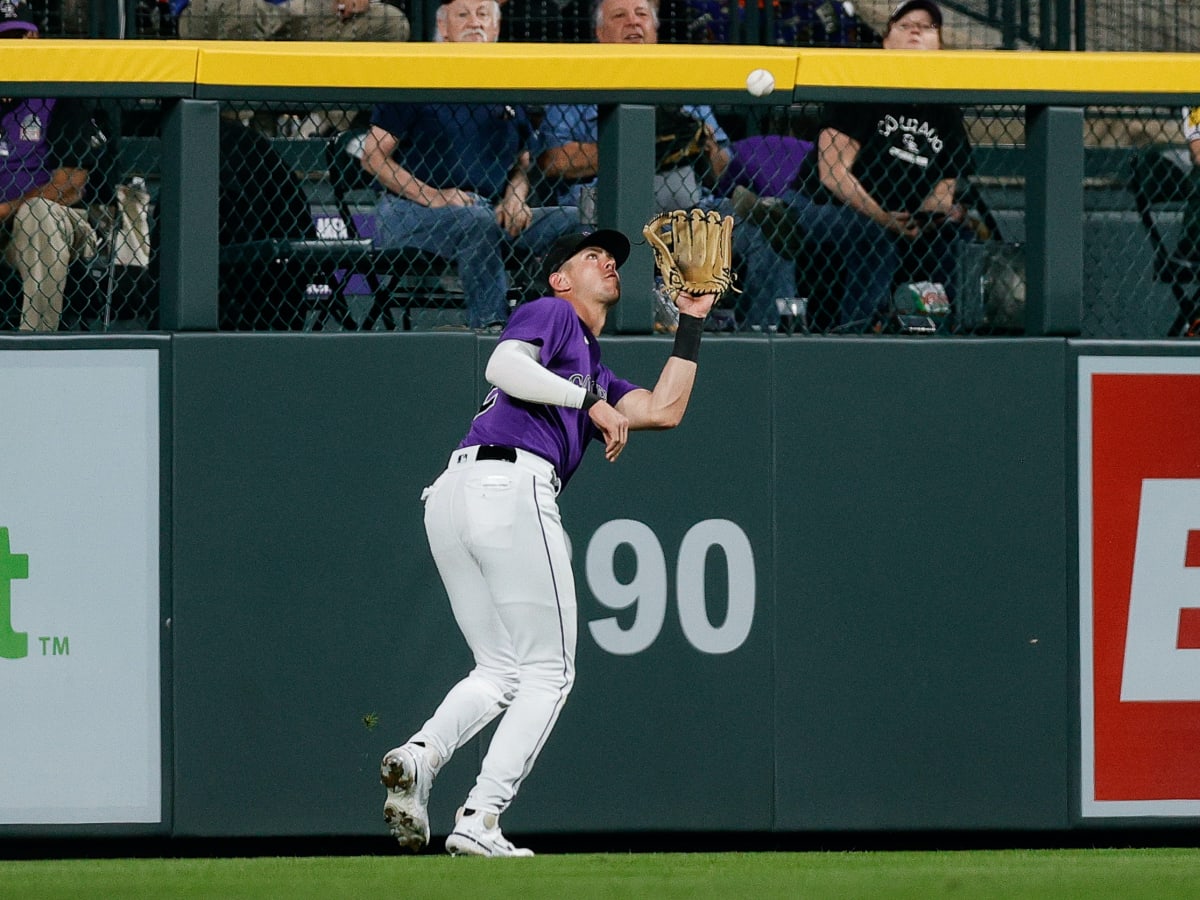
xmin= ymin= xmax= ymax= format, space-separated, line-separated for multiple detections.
xmin=38 ymin=636 xmax=70 ymax=656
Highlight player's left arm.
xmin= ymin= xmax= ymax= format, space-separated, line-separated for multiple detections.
xmin=616 ymin=291 xmax=716 ymax=431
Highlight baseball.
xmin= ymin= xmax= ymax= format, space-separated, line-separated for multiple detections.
xmin=746 ymin=68 xmax=775 ymax=98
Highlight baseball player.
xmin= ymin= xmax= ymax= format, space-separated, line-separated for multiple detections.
xmin=381 ymin=227 xmax=716 ymax=857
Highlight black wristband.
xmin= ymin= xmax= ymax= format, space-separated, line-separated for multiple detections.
xmin=671 ymin=313 xmax=704 ymax=363
xmin=581 ymin=390 xmax=603 ymax=409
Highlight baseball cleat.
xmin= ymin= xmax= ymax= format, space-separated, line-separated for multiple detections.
xmin=381 ymin=744 xmax=434 ymax=853
xmin=445 ymin=807 xmax=534 ymax=858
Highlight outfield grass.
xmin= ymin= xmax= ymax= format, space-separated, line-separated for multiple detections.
xmin=3 ymin=848 xmax=1200 ymax=900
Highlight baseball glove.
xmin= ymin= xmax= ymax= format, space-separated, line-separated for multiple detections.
xmin=642 ymin=208 xmax=737 ymax=302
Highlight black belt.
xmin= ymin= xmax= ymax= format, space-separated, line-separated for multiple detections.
xmin=477 ymin=444 xmax=518 ymax=463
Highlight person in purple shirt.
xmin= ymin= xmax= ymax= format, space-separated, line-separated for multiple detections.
xmin=379 ymin=227 xmax=717 ymax=857
xmin=1 ymin=2 xmax=111 ymax=331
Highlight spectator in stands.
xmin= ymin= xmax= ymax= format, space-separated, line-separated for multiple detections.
xmin=0 ymin=2 xmax=109 ymax=332
xmin=766 ymin=0 xmax=973 ymax=331
xmin=536 ymin=0 xmax=797 ymax=330
xmin=362 ymin=0 xmax=578 ymax=330
xmin=684 ymin=0 xmax=864 ymax=46
xmin=718 ymin=133 xmax=814 ymax=219
xmin=177 ymin=0 xmax=409 ymax=42
xmin=1176 ymin=106 xmax=1200 ymax=261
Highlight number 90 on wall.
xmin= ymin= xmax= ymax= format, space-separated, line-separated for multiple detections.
xmin=583 ymin=518 xmax=756 ymax=656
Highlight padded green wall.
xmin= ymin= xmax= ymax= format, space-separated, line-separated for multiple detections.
xmin=169 ymin=334 xmax=1072 ymax=838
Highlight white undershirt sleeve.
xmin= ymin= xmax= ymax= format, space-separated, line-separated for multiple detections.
xmin=485 ymin=339 xmax=589 ymax=409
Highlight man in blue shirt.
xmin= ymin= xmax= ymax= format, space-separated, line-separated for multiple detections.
xmin=379 ymin=226 xmax=717 ymax=856
xmin=536 ymin=0 xmax=798 ymax=330
xmin=362 ymin=0 xmax=578 ymax=330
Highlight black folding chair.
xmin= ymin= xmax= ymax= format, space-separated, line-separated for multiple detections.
xmin=323 ymin=128 xmax=464 ymax=331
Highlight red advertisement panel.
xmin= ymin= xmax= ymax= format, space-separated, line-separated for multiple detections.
xmin=1084 ymin=360 xmax=1200 ymax=814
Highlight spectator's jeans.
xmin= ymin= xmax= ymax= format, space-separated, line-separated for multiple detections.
xmin=718 ymin=198 xmax=797 ymax=329
xmin=374 ymin=195 xmax=579 ymax=328
xmin=3 ymin=198 xmax=97 ymax=333
xmin=903 ymin=222 xmax=973 ymax=304
xmin=178 ymin=0 xmax=410 ymax=41
xmin=779 ymin=190 xmax=897 ymax=328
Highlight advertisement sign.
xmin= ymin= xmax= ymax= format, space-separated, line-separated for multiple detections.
xmin=0 ymin=349 xmax=160 ymax=825
xmin=1079 ymin=356 xmax=1200 ymax=817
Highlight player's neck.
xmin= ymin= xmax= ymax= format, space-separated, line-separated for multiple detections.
xmin=565 ymin=295 xmax=607 ymax=337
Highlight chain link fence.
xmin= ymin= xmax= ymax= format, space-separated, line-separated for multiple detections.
xmin=1 ymin=97 xmax=159 ymax=332
xmin=5 ymin=96 xmax=1199 ymax=336
xmin=191 ymin=99 xmax=1192 ymax=337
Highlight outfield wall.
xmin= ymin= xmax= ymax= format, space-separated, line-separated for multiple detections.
xmin=3 ymin=334 xmax=1199 ymax=838
xmin=3 ymin=40 xmax=1200 ymax=841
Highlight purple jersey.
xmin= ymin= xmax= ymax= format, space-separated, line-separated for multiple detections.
xmin=0 ymin=98 xmax=56 ymax=202
xmin=459 ymin=296 xmax=640 ymax=489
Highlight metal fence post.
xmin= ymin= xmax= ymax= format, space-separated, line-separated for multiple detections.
xmin=161 ymin=98 xmax=220 ymax=331
xmin=598 ymin=103 xmax=656 ymax=334
xmin=1024 ymin=104 xmax=1083 ymax=336
xmin=1054 ymin=0 xmax=1072 ymax=49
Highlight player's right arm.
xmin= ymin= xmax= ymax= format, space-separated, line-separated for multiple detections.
xmin=486 ymin=339 xmax=630 ymax=461
xmin=362 ymin=125 xmax=475 ymax=209
xmin=485 ymin=339 xmax=590 ymax=407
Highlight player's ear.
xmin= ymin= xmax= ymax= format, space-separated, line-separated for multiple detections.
xmin=548 ymin=270 xmax=570 ymax=293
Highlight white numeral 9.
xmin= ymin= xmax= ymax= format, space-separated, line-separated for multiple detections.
xmin=585 ymin=519 xmax=666 ymax=655
xmin=585 ymin=518 xmax=755 ymax=656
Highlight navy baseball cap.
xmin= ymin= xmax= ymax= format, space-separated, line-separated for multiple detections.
xmin=0 ymin=0 xmax=37 ymax=35
xmin=888 ymin=0 xmax=942 ymax=26
xmin=540 ymin=229 xmax=631 ymax=284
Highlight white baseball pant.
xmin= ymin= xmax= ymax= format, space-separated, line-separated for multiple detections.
xmin=412 ymin=446 xmax=576 ymax=815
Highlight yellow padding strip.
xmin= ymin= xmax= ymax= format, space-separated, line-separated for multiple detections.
xmin=192 ymin=42 xmax=801 ymax=91
xmin=5 ymin=40 xmax=1200 ymax=96
xmin=796 ymin=47 xmax=1200 ymax=94
xmin=4 ymin=40 xmax=198 ymax=85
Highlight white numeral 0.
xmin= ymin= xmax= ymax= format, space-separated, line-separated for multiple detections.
xmin=676 ymin=519 xmax=755 ymax=654
xmin=585 ymin=518 xmax=755 ymax=656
